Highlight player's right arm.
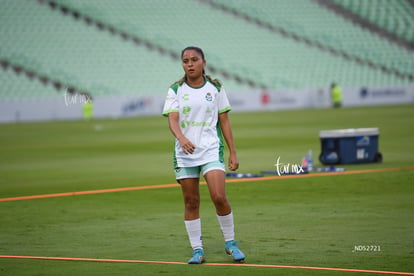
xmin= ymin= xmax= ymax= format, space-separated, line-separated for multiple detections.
xmin=167 ymin=112 xmax=195 ymax=155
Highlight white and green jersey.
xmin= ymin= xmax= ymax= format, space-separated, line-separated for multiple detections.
xmin=162 ymin=78 xmax=231 ymax=168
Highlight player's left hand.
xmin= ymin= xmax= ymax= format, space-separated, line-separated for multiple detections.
xmin=228 ymin=153 xmax=239 ymax=171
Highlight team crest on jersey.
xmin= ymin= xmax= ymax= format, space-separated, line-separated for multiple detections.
xmin=205 ymin=92 xmax=213 ymax=102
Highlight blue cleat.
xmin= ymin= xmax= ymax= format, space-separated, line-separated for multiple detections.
xmin=187 ymin=248 xmax=205 ymax=264
xmin=225 ymin=240 xmax=245 ymax=262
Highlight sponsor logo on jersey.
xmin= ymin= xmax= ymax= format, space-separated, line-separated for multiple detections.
xmin=183 ymin=106 xmax=191 ymax=115
xmin=182 ymin=94 xmax=190 ymax=101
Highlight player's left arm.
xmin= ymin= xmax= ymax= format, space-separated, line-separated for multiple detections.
xmin=219 ymin=111 xmax=239 ymax=171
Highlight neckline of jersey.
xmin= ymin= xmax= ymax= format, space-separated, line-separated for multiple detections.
xmin=185 ymin=77 xmax=207 ymax=89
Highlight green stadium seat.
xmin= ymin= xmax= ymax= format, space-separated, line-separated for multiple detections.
xmin=331 ymin=0 xmax=414 ymax=43
xmin=0 ymin=0 xmax=412 ymax=103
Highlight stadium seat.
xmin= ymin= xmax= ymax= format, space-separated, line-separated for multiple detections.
xmin=0 ymin=0 xmax=413 ymax=102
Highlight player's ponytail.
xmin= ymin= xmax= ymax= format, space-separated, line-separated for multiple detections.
xmin=171 ymin=76 xmax=186 ymax=87
xmin=204 ymin=74 xmax=222 ymax=90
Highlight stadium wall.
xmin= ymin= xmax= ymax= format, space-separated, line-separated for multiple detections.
xmin=0 ymin=84 xmax=413 ymax=123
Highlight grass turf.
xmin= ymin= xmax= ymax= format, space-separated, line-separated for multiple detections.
xmin=0 ymin=104 xmax=413 ymax=275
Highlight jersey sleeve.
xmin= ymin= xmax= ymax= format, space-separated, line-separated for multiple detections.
xmin=162 ymin=88 xmax=179 ymax=117
xmin=218 ymin=86 xmax=231 ymax=113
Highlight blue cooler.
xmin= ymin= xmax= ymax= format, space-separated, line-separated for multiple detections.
xmin=319 ymin=128 xmax=382 ymax=165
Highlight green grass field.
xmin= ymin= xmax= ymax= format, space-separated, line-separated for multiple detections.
xmin=1 ymin=104 xmax=413 ymax=275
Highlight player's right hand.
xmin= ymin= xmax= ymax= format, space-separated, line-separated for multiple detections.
xmin=179 ymin=137 xmax=195 ymax=154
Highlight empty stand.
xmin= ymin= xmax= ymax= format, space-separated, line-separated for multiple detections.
xmin=0 ymin=0 xmax=413 ymax=103
xmin=331 ymin=0 xmax=414 ymax=44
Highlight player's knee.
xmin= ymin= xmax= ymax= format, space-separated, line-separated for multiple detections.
xmin=211 ymin=193 xmax=228 ymax=208
xmin=184 ymin=196 xmax=200 ymax=211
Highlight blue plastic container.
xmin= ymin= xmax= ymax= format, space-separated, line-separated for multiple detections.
xmin=319 ymin=128 xmax=382 ymax=165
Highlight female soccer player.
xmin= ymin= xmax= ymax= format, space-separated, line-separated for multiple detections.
xmin=162 ymin=46 xmax=245 ymax=264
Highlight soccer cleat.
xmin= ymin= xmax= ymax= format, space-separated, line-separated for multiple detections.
xmin=225 ymin=240 xmax=245 ymax=262
xmin=187 ymin=248 xmax=205 ymax=264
